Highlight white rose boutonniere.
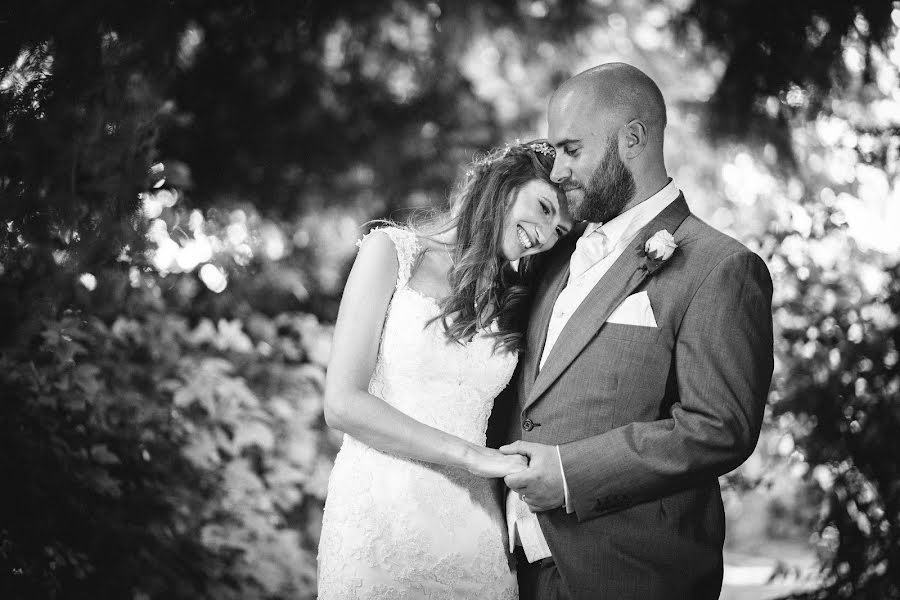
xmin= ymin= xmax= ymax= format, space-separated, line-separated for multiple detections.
xmin=641 ymin=229 xmax=678 ymax=274
xmin=645 ymin=229 xmax=677 ymax=260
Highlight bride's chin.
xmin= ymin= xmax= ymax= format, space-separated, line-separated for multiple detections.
xmin=500 ymin=238 xmax=519 ymax=262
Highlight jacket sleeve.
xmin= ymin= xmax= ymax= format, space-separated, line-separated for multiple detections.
xmin=558 ymin=249 xmax=774 ymax=522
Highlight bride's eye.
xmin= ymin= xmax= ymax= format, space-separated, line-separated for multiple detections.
xmin=540 ymin=202 xmax=551 ymax=216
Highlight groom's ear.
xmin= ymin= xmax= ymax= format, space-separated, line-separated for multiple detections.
xmin=623 ymin=119 xmax=648 ymax=159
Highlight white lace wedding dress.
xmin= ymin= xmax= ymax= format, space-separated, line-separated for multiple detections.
xmin=317 ymin=227 xmax=519 ymax=600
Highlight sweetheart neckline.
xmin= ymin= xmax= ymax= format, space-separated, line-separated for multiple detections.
xmin=396 ymin=285 xmax=444 ymax=311
xmin=391 ymin=287 xmax=513 ymax=351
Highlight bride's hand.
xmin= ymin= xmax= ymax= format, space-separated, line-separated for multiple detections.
xmin=464 ymin=445 xmax=529 ymax=478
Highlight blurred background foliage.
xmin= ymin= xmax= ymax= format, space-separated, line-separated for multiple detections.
xmin=0 ymin=0 xmax=898 ymax=598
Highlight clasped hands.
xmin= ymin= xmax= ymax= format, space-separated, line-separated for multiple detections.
xmin=501 ymin=441 xmax=566 ymax=513
xmin=467 ymin=442 xmax=565 ymax=512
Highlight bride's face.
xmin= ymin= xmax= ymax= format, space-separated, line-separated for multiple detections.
xmin=500 ymin=179 xmax=574 ymax=261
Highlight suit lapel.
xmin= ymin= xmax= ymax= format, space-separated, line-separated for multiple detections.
xmin=524 ymin=195 xmax=691 ymax=410
xmin=521 ymin=224 xmax=583 ymax=402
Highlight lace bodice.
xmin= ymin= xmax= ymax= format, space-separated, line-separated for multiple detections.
xmin=364 ymin=228 xmax=517 ymax=444
xmin=317 ymin=226 xmax=519 ymax=600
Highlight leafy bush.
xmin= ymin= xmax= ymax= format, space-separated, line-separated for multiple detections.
xmin=773 ymin=254 xmax=900 ymax=599
xmin=0 ymin=269 xmax=336 ymax=598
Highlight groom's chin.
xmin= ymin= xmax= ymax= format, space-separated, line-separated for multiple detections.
xmin=572 ymin=198 xmax=606 ymax=223
xmin=565 ymin=190 xmax=587 ymax=219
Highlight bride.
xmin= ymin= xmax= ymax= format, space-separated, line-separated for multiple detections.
xmin=317 ymin=140 xmax=573 ymax=599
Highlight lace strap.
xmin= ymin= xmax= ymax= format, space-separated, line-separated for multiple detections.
xmin=356 ymin=226 xmax=421 ymax=290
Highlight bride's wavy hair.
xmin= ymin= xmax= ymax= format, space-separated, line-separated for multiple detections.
xmin=415 ymin=139 xmax=559 ymax=353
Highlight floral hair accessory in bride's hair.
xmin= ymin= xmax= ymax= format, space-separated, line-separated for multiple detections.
xmin=527 ymin=141 xmax=555 ymax=157
xmin=501 ymin=140 xmax=556 ymax=159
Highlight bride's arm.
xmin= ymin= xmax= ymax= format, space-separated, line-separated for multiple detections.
xmin=324 ymin=231 xmax=525 ymax=478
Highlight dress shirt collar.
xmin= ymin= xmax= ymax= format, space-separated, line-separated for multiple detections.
xmin=582 ymin=179 xmax=680 ymax=248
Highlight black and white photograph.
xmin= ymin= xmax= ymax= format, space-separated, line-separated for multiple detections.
xmin=1 ymin=1 xmax=899 ymax=599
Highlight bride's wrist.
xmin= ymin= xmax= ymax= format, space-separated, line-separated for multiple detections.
xmin=457 ymin=442 xmax=478 ymax=472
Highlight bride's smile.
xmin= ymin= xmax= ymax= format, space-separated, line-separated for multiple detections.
xmin=502 ymin=179 xmax=573 ymax=261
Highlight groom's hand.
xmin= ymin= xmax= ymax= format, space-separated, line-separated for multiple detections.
xmin=499 ymin=441 xmax=564 ymax=512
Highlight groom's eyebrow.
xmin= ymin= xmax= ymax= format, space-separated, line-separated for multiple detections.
xmin=553 ymin=138 xmax=580 ymax=148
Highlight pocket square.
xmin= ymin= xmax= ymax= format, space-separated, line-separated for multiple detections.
xmin=606 ymin=291 xmax=658 ymax=327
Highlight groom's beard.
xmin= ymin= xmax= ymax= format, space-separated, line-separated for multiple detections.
xmin=567 ymin=136 xmax=636 ymax=223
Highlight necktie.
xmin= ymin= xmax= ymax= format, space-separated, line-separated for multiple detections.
xmin=569 ymin=228 xmax=610 ymax=278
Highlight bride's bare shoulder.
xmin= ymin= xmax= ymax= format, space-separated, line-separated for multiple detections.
xmin=353 ymin=228 xmax=404 ymax=273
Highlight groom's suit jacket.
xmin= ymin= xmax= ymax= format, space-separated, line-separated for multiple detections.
xmin=497 ymin=195 xmax=773 ymax=599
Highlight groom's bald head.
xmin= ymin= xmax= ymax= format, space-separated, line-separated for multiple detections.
xmin=547 ymin=63 xmax=670 ymax=220
xmin=550 ymin=62 xmax=667 ymax=142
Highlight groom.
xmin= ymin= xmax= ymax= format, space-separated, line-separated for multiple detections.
xmin=493 ymin=63 xmax=774 ymax=599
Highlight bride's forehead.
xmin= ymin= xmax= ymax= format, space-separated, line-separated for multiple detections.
xmin=517 ymin=180 xmax=554 ymax=197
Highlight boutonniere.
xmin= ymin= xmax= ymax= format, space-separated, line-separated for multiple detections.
xmin=640 ymin=229 xmax=678 ymax=275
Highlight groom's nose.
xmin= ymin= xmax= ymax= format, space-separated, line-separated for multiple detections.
xmin=550 ymin=158 xmax=569 ymax=184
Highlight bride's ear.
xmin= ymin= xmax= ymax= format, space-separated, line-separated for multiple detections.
xmin=623 ymin=119 xmax=648 ymax=158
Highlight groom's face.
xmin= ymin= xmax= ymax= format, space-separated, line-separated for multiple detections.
xmin=569 ymin=135 xmax=636 ymax=223
xmin=548 ymin=105 xmax=636 ymax=223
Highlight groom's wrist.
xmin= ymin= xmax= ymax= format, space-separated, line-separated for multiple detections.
xmin=556 ymin=445 xmax=573 ymax=513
